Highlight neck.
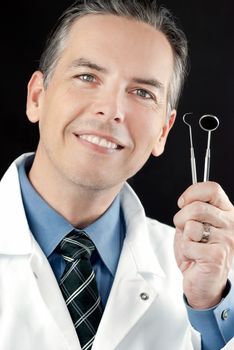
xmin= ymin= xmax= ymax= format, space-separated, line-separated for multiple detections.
xmin=28 ymin=151 xmax=123 ymax=228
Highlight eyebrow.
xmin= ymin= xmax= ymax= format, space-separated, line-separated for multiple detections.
xmin=69 ymin=57 xmax=108 ymax=73
xmin=69 ymin=57 xmax=164 ymax=93
xmin=131 ymin=77 xmax=164 ymax=93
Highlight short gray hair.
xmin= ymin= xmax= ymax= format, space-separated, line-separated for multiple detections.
xmin=39 ymin=0 xmax=188 ymax=114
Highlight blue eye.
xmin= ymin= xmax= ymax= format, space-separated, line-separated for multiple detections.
xmin=135 ymin=89 xmax=152 ymax=99
xmin=79 ymin=74 xmax=96 ymax=82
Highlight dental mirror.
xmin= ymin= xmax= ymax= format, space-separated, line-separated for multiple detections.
xmin=199 ymin=115 xmax=219 ymax=132
xmin=199 ymin=114 xmax=220 ymax=182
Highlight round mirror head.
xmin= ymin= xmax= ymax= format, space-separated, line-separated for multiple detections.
xmin=199 ymin=114 xmax=219 ymax=132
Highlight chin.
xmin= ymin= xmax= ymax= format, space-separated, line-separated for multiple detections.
xmin=68 ymin=173 xmax=119 ymax=191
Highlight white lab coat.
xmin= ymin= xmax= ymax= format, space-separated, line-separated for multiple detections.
xmin=0 ymin=154 xmax=233 ymax=350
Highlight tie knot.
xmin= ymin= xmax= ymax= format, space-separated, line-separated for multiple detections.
xmin=60 ymin=231 xmax=95 ymax=263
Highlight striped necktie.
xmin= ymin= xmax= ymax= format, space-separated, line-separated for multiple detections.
xmin=59 ymin=230 xmax=103 ymax=350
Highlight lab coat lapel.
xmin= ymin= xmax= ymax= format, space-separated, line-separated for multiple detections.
xmin=0 ymin=157 xmax=80 ymax=350
xmin=93 ymin=243 xmax=160 ymax=350
xmin=93 ymin=184 xmax=166 ymax=350
xmin=30 ymin=239 xmax=81 ymax=350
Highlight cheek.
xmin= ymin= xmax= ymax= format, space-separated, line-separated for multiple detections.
xmin=53 ymin=87 xmax=83 ymax=116
xmin=129 ymin=111 xmax=163 ymax=150
xmin=40 ymin=88 xmax=89 ymax=131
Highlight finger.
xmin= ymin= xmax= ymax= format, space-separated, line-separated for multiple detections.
xmin=174 ymin=228 xmax=186 ymax=266
xmin=181 ymin=241 xmax=233 ymax=276
xmin=178 ymin=182 xmax=233 ymax=211
xmin=181 ymin=240 xmax=223 ymax=265
xmin=183 ymin=220 xmax=207 ymax=242
xmin=174 ymin=201 xmax=226 ymax=229
xmin=183 ymin=220 xmax=202 ymax=242
xmin=183 ymin=220 xmax=220 ymax=243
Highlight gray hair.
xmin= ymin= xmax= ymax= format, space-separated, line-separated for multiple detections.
xmin=39 ymin=0 xmax=188 ymax=115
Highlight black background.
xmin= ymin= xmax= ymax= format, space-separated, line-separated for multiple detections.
xmin=2 ymin=1 xmax=234 ymax=226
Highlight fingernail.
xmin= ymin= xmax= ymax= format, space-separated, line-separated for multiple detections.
xmin=178 ymin=196 xmax=184 ymax=208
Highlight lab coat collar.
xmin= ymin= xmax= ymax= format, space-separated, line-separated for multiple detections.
xmin=0 ymin=154 xmax=33 ymax=255
xmin=119 ymin=182 xmax=165 ymax=279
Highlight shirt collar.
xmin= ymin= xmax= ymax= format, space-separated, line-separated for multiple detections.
xmin=17 ymin=154 xmax=124 ymax=276
xmin=85 ymin=196 xmax=124 ymax=276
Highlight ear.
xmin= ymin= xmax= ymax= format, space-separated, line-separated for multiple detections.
xmin=151 ymin=109 xmax=176 ymax=157
xmin=26 ymin=71 xmax=45 ymax=123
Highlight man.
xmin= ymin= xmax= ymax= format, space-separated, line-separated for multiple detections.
xmin=1 ymin=1 xmax=234 ymax=349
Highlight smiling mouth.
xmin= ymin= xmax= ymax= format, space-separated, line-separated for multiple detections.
xmin=76 ymin=134 xmax=123 ymax=150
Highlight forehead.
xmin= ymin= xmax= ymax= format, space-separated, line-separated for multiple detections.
xmin=59 ymin=14 xmax=173 ymax=87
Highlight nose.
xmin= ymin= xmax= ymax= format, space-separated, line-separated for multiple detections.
xmin=93 ymin=87 xmax=126 ymax=123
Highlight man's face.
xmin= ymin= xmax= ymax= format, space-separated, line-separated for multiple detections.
xmin=27 ymin=15 xmax=175 ymax=192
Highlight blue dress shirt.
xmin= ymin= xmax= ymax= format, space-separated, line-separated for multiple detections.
xmin=17 ymin=154 xmax=234 ymax=349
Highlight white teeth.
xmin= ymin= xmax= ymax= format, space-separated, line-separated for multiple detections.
xmin=79 ymin=134 xmax=118 ymax=149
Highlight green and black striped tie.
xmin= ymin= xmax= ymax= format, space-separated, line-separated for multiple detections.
xmin=59 ymin=230 xmax=103 ymax=350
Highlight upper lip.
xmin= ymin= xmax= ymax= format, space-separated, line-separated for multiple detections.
xmin=73 ymin=131 xmax=125 ymax=148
